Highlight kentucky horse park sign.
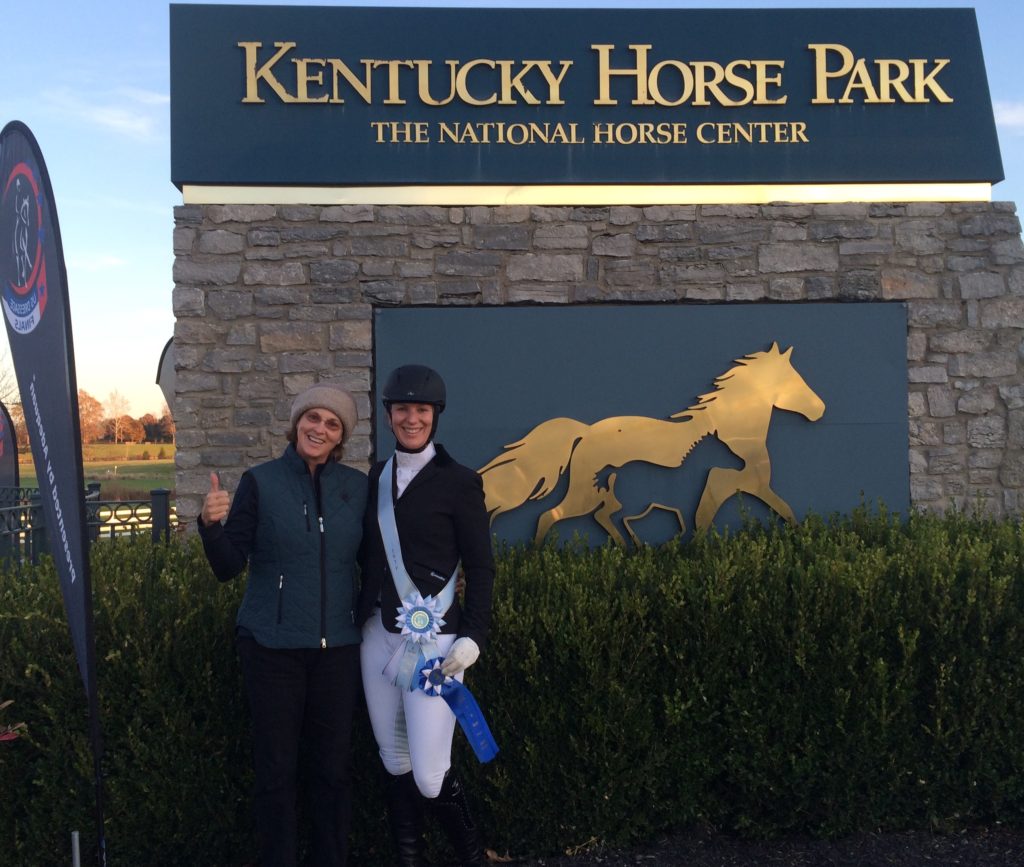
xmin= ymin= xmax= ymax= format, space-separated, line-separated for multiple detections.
xmin=170 ymin=5 xmax=1002 ymax=190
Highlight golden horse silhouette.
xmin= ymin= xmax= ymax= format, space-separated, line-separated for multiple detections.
xmin=478 ymin=343 xmax=825 ymax=546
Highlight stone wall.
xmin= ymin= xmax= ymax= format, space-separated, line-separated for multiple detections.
xmin=172 ymin=201 xmax=1024 ymax=527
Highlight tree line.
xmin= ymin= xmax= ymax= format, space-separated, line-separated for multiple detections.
xmin=6 ymin=388 xmax=175 ymax=451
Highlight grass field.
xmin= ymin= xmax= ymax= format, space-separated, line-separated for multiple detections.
xmin=18 ymin=444 xmax=175 ymax=501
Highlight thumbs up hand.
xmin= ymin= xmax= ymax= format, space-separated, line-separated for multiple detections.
xmin=201 ymin=472 xmax=231 ymax=525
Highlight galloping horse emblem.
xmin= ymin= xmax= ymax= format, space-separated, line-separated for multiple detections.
xmin=478 ymin=343 xmax=825 ymax=546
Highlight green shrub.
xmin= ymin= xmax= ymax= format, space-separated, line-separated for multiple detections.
xmin=1 ymin=511 xmax=1023 ymax=865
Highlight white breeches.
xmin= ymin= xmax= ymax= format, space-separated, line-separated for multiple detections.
xmin=360 ymin=613 xmax=460 ymax=798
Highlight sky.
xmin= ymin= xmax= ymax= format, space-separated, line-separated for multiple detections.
xmin=3 ymin=0 xmax=1023 ymax=419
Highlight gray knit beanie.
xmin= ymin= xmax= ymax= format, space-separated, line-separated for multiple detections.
xmin=290 ymin=384 xmax=358 ymax=444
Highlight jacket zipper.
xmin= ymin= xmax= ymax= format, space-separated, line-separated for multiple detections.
xmin=319 ymin=514 xmax=326 ymax=648
xmin=276 ymin=574 xmax=284 ymax=624
xmin=303 ymin=502 xmax=310 ymax=531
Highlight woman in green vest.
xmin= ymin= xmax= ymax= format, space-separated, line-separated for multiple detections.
xmin=199 ymin=383 xmax=367 ymax=867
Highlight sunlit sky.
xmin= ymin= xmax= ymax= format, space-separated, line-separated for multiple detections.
xmin=4 ymin=0 xmax=1023 ymax=417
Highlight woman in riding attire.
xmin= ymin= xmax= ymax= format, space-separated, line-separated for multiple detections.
xmin=357 ymin=364 xmax=495 ymax=867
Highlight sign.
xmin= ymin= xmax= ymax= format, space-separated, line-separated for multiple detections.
xmin=0 ymin=120 xmax=94 ymax=696
xmin=170 ymin=5 xmax=1002 ymax=188
xmin=0 ymin=121 xmax=107 ymax=863
xmin=374 ymin=304 xmax=909 ymax=547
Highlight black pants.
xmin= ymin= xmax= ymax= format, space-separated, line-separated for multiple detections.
xmin=237 ymin=637 xmax=360 ymax=867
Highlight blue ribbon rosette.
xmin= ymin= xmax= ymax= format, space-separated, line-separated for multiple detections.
xmin=418 ymin=658 xmax=499 ymax=763
xmin=386 ymin=592 xmax=448 ymax=691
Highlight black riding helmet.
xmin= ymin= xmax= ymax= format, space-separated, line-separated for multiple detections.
xmin=382 ymin=364 xmax=446 ymax=448
xmin=382 ymin=364 xmax=446 ymax=413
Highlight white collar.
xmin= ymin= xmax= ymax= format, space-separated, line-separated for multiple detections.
xmin=394 ymin=442 xmax=436 ymax=496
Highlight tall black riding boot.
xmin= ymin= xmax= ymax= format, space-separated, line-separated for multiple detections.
xmin=386 ymin=771 xmax=428 ymax=867
xmin=429 ymin=773 xmax=485 ymax=867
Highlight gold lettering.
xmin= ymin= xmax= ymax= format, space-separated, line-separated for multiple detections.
xmin=647 ymin=60 xmax=694 ymax=107
xmin=454 ymin=59 xmax=497 ymax=106
xmin=592 ymin=44 xmax=652 ymax=106
xmin=810 ymin=44 xmax=952 ymax=105
xmin=752 ymin=60 xmax=787 ymax=105
xmin=839 ymin=58 xmax=880 ymax=103
xmin=372 ymin=60 xmax=415 ymax=105
xmin=531 ymin=60 xmax=573 ymax=105
xmin=809 ymin=43 xmax=853 ymax=105
xmin=875 ymin=59 xmax=913 ymax=103
xmin=239 ymin=41 xmax=297 ymax=103
xmin=911 ymin=58 xmax=953 ymax=103
xmin=721 ymin=60 xmax=756 ymax=107
xmin=416 ymin=60 xmax=458 ymax=106
xmin=328 ymin=58 xmax=373 ymax=103
xmin=293 ymin=58 xmax=328 ymax=103
xmin=497 ymin=59 xmax=574 ymax=105
xmin=370 ymin=121 xmax=429 ymax=143
xmin=593 ymin=122 xmax=615 ymax=144
xmin=696 ymin=121 xmax=809 ymax=144
xmin=691 ymin=61 xmax=727 ymax=107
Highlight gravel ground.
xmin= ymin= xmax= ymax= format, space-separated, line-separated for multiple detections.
xmin=496 ymin=826 xmax=1024 ymax=866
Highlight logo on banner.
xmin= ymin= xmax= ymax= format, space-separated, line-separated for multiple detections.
xmin=1 ymin=161 xmax=48 ymax=335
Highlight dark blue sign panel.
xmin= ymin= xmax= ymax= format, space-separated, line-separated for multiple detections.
xmin=0 ymin=122 xmax=95 ymax=696
xmin=170 ymin=5 xmax=1002 ymax=187
xmin=375 ymin=304 xmax=909 ymax=547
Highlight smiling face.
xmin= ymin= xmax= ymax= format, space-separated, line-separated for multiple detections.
xmin=387 ymin=402 xmax=435 ymax=452
xmin=294 ymin=407 xmax=344 ymax=470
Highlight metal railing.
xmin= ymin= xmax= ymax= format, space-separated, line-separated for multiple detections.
xmin=0 ymin=486 xmax=177 ymax=566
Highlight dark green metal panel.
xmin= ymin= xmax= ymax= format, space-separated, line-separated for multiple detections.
xmin=374 ymin=303 xmax=909 ymax=546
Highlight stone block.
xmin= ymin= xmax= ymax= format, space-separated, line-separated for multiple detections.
xmin=207 ymin=290 xmax=254 ymax=319
xmin=202 ymin=348 xmax=253 ymax=373
xmin=534 ymin=224 xmax=590 ymax=250
xmin=244 ymin=262 xmax=306 ymax=286
xmin=173 ymin=259 xmax=242 ymax=286
xmin=593 ymin=234 xmax=636 ymax=257
xmin=908 ymin=366 xmax=948 ymax=384
xmin=959 ymin=272 xmax=1006 ymax=299
xmin=259 ymin=323 xmax=323 ymax=353
xmin=198 ymin=230 xmax=245 ymax=255
xmin=310 ymin=260 xmax=359 ymax=283
xmin=436 ymin=250 xmax=502 ymax=276
xmin=967 ymin=415 xmax=1007 ymax=448
xmin=948 ymin=351 xmax=1017 ymax=378
xmin=321 ymin=204 xmax=375 ymax=223
xmin=880 ymin=268 xmax=939 ymax=299
xmin=642 ymin=205 xmax=697 ymax=221
xmin=207 ymin=205 xmax=276 ymax=223
xmin=172 ymin=287 xmax=205 ymax=316
xmin=473 ymin=225 xmax=532 ymax=250
xmin=926 ymin=386 xmax=956 ymax=418
xmin=758 ymin=243 xmax=838 ymax=273
xmin=979 ymin=298 xmax=1024 ymax=329
xmin=507 ymin=253 xmax=584 ymax=282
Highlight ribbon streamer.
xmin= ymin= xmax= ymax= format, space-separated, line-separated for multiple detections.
xmin=419 ymin=659 xmax=499 ymax=763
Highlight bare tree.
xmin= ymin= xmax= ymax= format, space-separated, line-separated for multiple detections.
xmin=106 ymin=390 xmax=131 ymax=444
xmin=0 ymin=350 xmax=18 ymax=409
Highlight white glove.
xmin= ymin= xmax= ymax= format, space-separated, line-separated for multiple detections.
xmin=441 ymin=637 xmax=480 ymax=676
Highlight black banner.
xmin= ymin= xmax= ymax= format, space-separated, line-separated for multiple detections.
xmin=0 ymin=120 xmax=93 ymax=695
xmin=0 ymin=121 xmax=106 ymax=862
xmin=0 ymin=400 xmax=19 ymax=488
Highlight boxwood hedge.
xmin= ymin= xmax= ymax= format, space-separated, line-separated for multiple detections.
xmin=2 ymin=509 xmax=1023 ymax=865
